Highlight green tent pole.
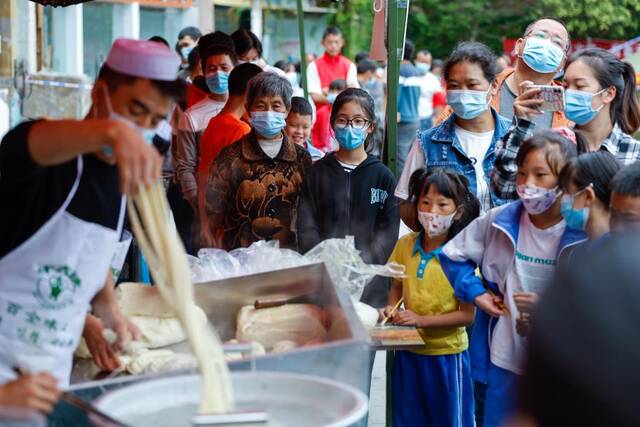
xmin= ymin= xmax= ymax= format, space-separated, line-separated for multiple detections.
xmin=296 ymin=0 xmax=309 ymax=99
xmin=385 ymin=1 xmax=410 ymax=423
xmin=384 ymin=0 xmax=408 ymax=177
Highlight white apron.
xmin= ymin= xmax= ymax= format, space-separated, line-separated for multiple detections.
xmin=0 ymin=156 xmax=125 ymax=387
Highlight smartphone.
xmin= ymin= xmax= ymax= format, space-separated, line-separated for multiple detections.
xmin=528 ymin=85 xmax=564 ymax=112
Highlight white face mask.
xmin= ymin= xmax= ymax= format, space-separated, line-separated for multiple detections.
xmin=517 ymin=184 xmax=561 ymax=215
xmin=98 ymin=86 xmax=158 ymax=155
xmin=418 ymin=211 xmax=456 ymax=238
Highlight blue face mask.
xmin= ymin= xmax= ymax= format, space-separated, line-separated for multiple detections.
xmin=522 ymin=37 xmax=565 ymax=74
xmin=205 ymin=71 xmax=229 ymax=94
xmin=560 ymin=193 xmax=590 ymax=231
xmin=250 ymin=111 xmax=287 ymax=139
xmin=564 ymin=88 xmax=606 ymax=126
xmin=327 ymin=93 xmax=338 ymax=104
xmin=181 ymin=45 xmax=194 ymax=61
xmin=334 ymin=125 xmax=368 ymax=150
xmin=415 ymin=62 xmax=431 ymax=75
xmin=446 ymin=90 xmax=490 ymax=120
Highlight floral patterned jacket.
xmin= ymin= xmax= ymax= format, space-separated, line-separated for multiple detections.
xmin=204 ymin=131 xmax=312 ymax=251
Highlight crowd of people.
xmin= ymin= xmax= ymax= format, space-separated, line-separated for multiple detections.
xmin=1 ymin=14 xmax=640 ymax=427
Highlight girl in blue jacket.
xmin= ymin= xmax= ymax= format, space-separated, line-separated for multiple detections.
xmin=297 ymin=88 xmax=400 ymax=307
xmin=384 ymin=168 xmax=480 ymax=427
xmin=439 ymin=130 xmax=586 ymax=427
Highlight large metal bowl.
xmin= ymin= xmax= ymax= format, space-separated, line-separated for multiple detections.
xmin=93 ymin=371 xmax=368 ymax=427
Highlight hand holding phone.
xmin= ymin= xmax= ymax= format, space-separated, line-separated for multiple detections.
xmin=528 ymin=84 xmax=564 ymax=112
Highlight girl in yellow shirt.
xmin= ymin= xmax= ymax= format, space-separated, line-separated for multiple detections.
xmin=383 ymin=168 xmax=479 ymax=427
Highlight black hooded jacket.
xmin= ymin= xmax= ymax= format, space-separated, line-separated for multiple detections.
xmin=297 ymin=153 xmax=400 ymax=304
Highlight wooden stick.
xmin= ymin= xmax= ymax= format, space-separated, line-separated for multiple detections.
xmin=381 ymin=297 xmax=404 ymax=326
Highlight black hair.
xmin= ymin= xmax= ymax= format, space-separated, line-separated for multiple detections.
xmin=274 ymin=60 xmax=294 ymax=73
xmin=148 ymin=36 xmax=169 ymax=48
xmin=403 ymin=39 xmax=415 ymax=61
xmin=290 ymin=96 xmax=313 ymax=116
xmin=516 ymin=130 xmax=577 ymax=177
xmin=330 ymin=88 xmax=376 ymax=146
xmin=322 ymin=26 xmax=343 ymax=40
xmin=567 ymin=48 xmax=640 ymax=135
xmin=197 ymin=31 xmax=234 ymax=58
xmin=187 ymin=47 xmax=200 ymax=72
xmin=355 ymin=51 xmax=369 ymax=64
xmin=97 ymin=64 xmax=186 ymax=102
xmin=357 ymin=59 xmax=377 ymax=75
xmin=444 ymin=41 xmax=497 ymax=83
xmin=329 ymin=79 xmax=347 ymax=92
xmin=201 ymin=44 xmax=238 ymax=71
xmin=432 ymin=59 xmax=444 ymax=70
xmin=247 ymin=72 xmax=293 ymax=110
xmin=610 ymin=162 xmax=640 ymax=197
xmin=559 ymin=151 xmax=621 ymax=208
xmin=524 ymin=17 xmax=570 ymax=48
xmin=178 ymin=26 xmax=202 ymax=41
xmin=228 ymin=63 xmax=263 ymax=96
xmin=330 ymin=88 xmax=375 ymax=125
xmin=231 ymin=28 xmax=263 ymax=58
xmin=408 ymin=168 xmax=481 ymax=241
xmin=417 ymin=49 xmax=431 ymax=58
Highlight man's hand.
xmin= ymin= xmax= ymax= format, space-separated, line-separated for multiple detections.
xmin=513 ymin=80 xmax=544 ymax=122
xmin=0 ymin=373 xmax=61 ymax=414
xmin=82 ymin=314 xmax=120 ymax=372
xmin=392 ymin=309 xmax=423 ymax=327
xmin=513 ymin=292 xmax=539 ymax=316
xmin=105 ymin=120 xmax=162 ymax=195
xmin=474 ymin=292 xmax=506 ymax=317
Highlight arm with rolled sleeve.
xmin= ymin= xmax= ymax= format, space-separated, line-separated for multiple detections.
xmin=438 ymin=211 xmax=496 ymax=303
xmin=492 ymin=117 xmax=537 ymax=201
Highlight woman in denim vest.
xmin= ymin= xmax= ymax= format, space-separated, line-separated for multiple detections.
xmin=396 ymin=41 xmax=511 ymax=228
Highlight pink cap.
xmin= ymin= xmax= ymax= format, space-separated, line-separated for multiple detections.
xmin=105 ymin=38 xmax=181 ymax=82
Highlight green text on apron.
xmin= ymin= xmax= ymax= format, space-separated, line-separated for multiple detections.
xmin=0 ymin=156 xmax=125 ymax=387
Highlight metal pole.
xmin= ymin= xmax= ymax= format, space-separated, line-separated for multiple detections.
xmin=296 ymin=0 xmax=308 ymax=99
xmin=383 ymin=0 xmax=408 ymax=177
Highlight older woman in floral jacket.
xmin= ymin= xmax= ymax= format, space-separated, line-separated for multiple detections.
xmin=203 ymin=72 xmax=312 ymax=250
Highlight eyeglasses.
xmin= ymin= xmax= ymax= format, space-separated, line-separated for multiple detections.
xmin=527 ymin=30 xmax=569 ymax=52
xmin=334 ymin=117 xmax=370 ymax=130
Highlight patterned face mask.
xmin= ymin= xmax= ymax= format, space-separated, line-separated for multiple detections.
xmin=418 ymin=211 xmax=456 ymax=238
xmin=517 ymin=184 xmax=561 ymax=215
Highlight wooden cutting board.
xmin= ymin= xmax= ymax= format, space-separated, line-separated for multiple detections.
xmin=369 ymin=325 xmax=425 ymax=350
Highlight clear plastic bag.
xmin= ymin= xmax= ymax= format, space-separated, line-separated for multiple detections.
xmin=303 ymin=236 xmax=406 ymax=301
xmin=188 ymin=238 xmax=405 ymax=301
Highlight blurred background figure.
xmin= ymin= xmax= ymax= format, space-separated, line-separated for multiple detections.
xmin=514 ymin=234 xmax=640 ymax=427
xmin=415 ymin=48 xmax=442 ymax=131
xmin=496 ymin=53 xmax=512 ymax=74
xmin=176 ymin=26 xmax=202 ymax=79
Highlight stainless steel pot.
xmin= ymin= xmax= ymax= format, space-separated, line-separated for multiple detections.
xmin=93 ymin=371 xmax=368 ymax=427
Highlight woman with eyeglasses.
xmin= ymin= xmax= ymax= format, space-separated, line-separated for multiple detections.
xmin=494 ymin=48 xmax=640 ymax=201
xmin=297 ymin=88 xmax=400 ymax=308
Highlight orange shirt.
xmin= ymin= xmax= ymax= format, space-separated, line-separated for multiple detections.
xmin=199 ymin=112 xmax=251 ymax=177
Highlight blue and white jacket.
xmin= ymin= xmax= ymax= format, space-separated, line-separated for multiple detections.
xmin=438 ymin=200 xmax=587 ymax=382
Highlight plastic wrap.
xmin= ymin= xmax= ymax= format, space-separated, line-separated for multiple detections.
xmin=189 ymin=238 xmax=405 ymax=301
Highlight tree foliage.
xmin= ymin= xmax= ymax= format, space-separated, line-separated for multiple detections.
xmin=328 ymin=0 xmax=640 ymax=62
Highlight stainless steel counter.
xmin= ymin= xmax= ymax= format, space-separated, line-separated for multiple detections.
xmin=56 ymin=263 xmax=372 ymax=426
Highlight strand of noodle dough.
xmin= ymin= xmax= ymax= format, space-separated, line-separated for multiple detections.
xmin=128 ymin=183 xmax=233 ymax=413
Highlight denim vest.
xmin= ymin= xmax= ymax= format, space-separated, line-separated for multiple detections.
xmin=419 ymin=109 xmax=511 ymax=208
